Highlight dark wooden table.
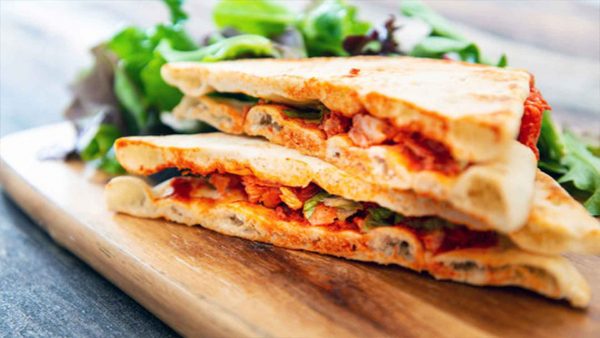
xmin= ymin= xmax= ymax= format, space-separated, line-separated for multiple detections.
xmin=1 ymin=1 xmax=598 ymax=336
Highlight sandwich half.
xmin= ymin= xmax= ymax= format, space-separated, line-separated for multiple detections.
xmin=161 ymin=56 xmax=548 ymax=234
xmin=106 ymin=133 xmax=597 ymax=307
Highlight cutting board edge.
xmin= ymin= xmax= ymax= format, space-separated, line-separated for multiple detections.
xmin=0 ymin=126 xmax=264 ymax=338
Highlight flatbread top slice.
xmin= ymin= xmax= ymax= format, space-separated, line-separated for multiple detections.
xmin=162 ymin=56 xmax=532 ymax=163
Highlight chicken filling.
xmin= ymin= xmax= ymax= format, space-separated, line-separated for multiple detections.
xmin=208 ymin=79 xmax=549 ymax=174
xmin=167 ymin=173 xmax=499 ymax=254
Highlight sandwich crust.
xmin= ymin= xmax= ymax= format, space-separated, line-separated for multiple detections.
xmin=113 ymin=133 xmax=600 ymax=255
xmin=173 ymin=100 xmax=537 ymax=234
xmin=162 ymin=56 xmax=532 ymax=163
xmin=105 ymin=176 xmax=591 ymax=308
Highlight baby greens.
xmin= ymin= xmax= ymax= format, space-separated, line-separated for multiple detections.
xmin=538 ymin=111 xmax=600 ymax=214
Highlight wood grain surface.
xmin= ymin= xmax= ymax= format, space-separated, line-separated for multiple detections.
xmin=1 ymin=122 xmax=599 ymax=337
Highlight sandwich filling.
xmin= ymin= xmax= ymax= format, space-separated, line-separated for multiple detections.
xmin=202 ymin=78 xmax=549 ymax=175
xmin=167 ymin=172 xmax=500 ymax=255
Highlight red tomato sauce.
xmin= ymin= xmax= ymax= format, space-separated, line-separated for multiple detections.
xmin=171 ymin=177 xmax=193 ymax=200
xmin=517 ymin=76 xmax=551 ymax=159
xmin=392 ymin=130 xmax=462 ymax=175
xmin=168 ymin=174 xmax=498 ymax=254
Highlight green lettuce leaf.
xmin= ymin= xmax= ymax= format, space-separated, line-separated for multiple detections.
xmin=140 ymin=55 xmax=182 ymax=112
xmin=409 ymin=36 xmax=471 ymax=58
xmin=97 ymin=146 xmax=126 ymax=175
xmin=77 ymin=123 xmax=122 ymax=162
xmin=402 ymin=0 xmax=504 ymax=66
xmin=364 ymin=207 xmax=404 ymax=228
xmin=537 ymin=110 xmax=566 ymax=174
xmin=558 ymin=132 xmax=600 ymax=215
xmin=538 ymin=111 xmax=600 ymax=215
xmin=107 ymin=20 xmax=199 ymax=134
xmin=303 ymin=192 xmax=330 ymax=219
xmin=299 ymin=0 xmax=370 ymax=56
xmin=157 ymin=34 xmax=280 ymax=63
xmin=163 ymin=0 xmax=188 ymax=25
xmin=213 ymin=0 xmax=295 ymax=36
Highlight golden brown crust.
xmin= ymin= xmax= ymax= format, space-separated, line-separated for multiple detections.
xmin=508 ymin=172 xmax=600 ymax=254
xmin=162 ymin=56 xmax=532 ymax=163
xmin=105 ymin=176 xmax=591 ymax=307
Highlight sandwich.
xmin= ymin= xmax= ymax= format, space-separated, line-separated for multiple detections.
xmin=106 ymin=133 xmax=597 ymax=307
xmin=161 ymin=56 xmax=544 ymax=234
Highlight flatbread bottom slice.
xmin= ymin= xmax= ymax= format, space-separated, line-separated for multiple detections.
xmin=105 ymin=176 xmax=590 ymax=308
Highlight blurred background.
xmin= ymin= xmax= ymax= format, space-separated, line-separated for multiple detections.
xmin=1 ymin=1 xmax=599 ymax=336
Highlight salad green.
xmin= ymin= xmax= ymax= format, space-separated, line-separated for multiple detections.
xmin=538 ymin=111 xmax=600 ymax=214
xmin=65 ymin=0 xmax=599 ymax=214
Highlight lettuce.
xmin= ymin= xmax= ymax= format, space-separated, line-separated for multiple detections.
xmin=213 ymin=0 xmax=370 ymax=57
xmin=213 ymin=0 xmax=295 ymax=36
xmin=401 ymin=0 xmax=506 ymax=67
xmin=303 ymin=192 xmax=330 ymax=219
xmin=364 ymin=207 xmax=404 ymax=228
xmin=299 ymin=0 xmax=370 ymax=56
xmin=163 ymin=0 xmax=188 ymax=25
xmin=282 ymin=107 xmax=324 ymax=122
xmin=157 ymin=35 xmax=280 ymax=63
xmin=538 ymin=111 xmax=600 ymax=215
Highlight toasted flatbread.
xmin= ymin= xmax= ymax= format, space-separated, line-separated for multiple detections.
xmin=173 ymin=98 xmax=537 ymax=233
xmin=105 ymin=176 xmax=590 ymax=308
xmin=162 ymin=56 xmax=532 ymax=163
xmin=113 ymin=133 xmax=600 ymax=255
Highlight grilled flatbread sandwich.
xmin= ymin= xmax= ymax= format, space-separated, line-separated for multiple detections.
xmin=162 ymin=57 xmax=549 ymax=235
xmin=106 ymin=133 xmax=598 ymax=307
xmin=162 ymin=56 xmax=548 ymax=234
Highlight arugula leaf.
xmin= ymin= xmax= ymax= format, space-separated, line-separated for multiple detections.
xmin=303 ymin=192 xmax=330 ymax=219
xmin=282 ymin=107 xmax=324 ymax=122
xmin=300 ymin=0 xmax=370 ymax=56
xmin=157 ymin=35 xmax=280 ymax=62
xmin=163 ymin=0 xmax=188 ymax=25
xmin=213 ymin=0 xmax=295 ymax=36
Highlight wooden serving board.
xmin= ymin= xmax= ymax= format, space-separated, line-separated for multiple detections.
xmin=1 ymin=122 xmax=599 ymax=337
